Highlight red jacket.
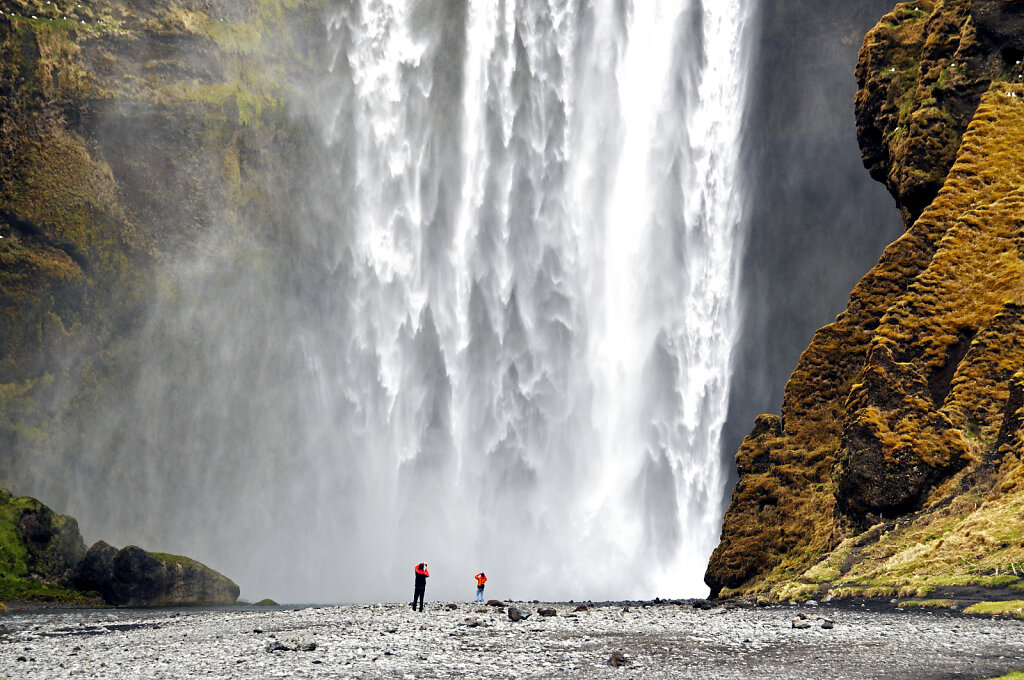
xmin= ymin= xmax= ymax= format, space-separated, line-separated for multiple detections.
xmin=415 ymin=563 xmax=429 ymax=577
xmin=475 ymin=573 xmax=487 ymax=587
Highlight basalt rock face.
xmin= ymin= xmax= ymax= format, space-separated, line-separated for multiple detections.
xmin=708 ymin=1 xmax=1024 ymax=600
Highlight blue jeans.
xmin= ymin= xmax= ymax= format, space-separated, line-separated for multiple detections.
xmin=476 ymin=586 xmax=484 ymax=603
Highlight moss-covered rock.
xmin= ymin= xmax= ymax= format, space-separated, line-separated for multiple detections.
xmin=0 ymin=488 xmax=93 ymax=602
xmin=75 ymin=540 xmax=239 ymax=606
xmin=854 ymin=0 xmax=1013 ymax=227
xmin=708 ymin=2 xmax=1024 ymax=597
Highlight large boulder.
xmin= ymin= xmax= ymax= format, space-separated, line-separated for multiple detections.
xmin=75 ymin=541 xmax=239 ymax=607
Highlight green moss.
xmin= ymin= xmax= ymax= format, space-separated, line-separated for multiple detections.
xmin=962 ymin=600 xmax=1024 ymax=618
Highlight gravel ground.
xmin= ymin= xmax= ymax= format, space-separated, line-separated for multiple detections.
xmin=1 ymin=600 xmax=1022 ymax=679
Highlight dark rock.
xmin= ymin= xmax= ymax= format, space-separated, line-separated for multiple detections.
xmin=573 ymin=605 xmax=589 ymax=612
xmin=486 ymin=599 xmax=505 ymax=607
xmin=73 ymin=540 xmax=118 ymax=601
xmin=692 ymin=599 xmax=715 ymax=610
xmin=464 ymin=617 xmax=482 ymax=627
xmin=971 ymin=0 xmax=1024 ymax=63
xmin=75 ymin=541 xmax=239 ymax=607
xmin=445 ymin=603 xmax=458 ymax=610
xmin=507 ymin=606 xmax=531 ymax=622
xmin=265 ymin=641 xmax=290 ymax=653
xmin=821 ymin=618 xmax=835 ymax=630
xmin=537 ymin=607 xmax=557 ymax=617
xmin=609 ymin=651 xmax=629 ymax=667
xmin=254 ymin=598 xmax=278 ymax=606
xmin=835 ymin=345 xmax=968 ymax=522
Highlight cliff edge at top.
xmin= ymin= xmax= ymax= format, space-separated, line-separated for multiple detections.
xmin=707 ymin=0 xmax=1024 ymax=603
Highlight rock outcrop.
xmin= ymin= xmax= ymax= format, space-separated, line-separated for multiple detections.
xmin=75 ymin=541 xmax=239 ymax=607
xmin=0 ymin=488 xmax=88 ymax=601
xmin=709 ymin=0 xmax=1024 ymax=600
xmin=1 ymin=489 xmax=238 ymax=605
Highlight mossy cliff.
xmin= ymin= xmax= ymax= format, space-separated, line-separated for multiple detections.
xmin=0 ymin=0 xmax=326 ymax=480
xmin=707 ymin=0 xmax=1024 ymax=601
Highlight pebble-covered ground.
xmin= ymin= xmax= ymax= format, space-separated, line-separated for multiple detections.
xmin=1 ymin=600 xmax=1022 ymax=679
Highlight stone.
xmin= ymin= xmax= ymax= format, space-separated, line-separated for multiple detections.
xmin=792 ymin=618 xmax=812 ymax=629
xmin=692 ymin=599 xmax=715 ymax=610
xmin=821 ymin=619 xmax=835 ymax=630
xmin=609 ymin=651 xmax=630 ymax=667
xmin=537 ymin=607 xmax=557 ymax=617
xmin=486 ymin=599 xmax=505 ymax=607
xmin=507 ymin=606 xmax=531 ymax=622
xmin=573 ymin=605 xmax=589 ymax=612
xmin=445 ymin=603 xmax=458 ymax=610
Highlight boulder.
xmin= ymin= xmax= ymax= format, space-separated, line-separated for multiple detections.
xmin=507 ymin=606 xmax=531 ymax=622
xmin=537 ymin=607 xmax=557 ymax=617
xmin=609 ymin=651 xmax=629 ymax=667
xmin=75 ymin=542 xmax=239 ymax=606
xmin=486 ymin=599 xmax=505 ymax=607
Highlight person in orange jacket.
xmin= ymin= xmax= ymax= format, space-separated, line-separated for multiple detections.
xmin=474 ymin=572 xmax=487 ymax=603
xmin=412 ymin=562 xmax=429 ymax=612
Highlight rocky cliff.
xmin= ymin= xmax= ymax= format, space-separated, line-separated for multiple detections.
xmin=0 ymin=0 xmax=328 ymax=602
xmin=707 ymin=0 xmax=1024 ymax=601
xmin=0 ymin=0 xmax=326 ymax=480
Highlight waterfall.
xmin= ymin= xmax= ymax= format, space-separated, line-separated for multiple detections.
xmin=28 ymin=0 xmax=753 ymax=603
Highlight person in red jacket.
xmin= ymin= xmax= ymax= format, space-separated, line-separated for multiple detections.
xmin=474 ymin=572 xmax=487 ymax=603
xmin=412 ymin=563 xmax=429 ymax=612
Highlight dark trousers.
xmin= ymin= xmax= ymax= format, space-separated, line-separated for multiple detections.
xmin=412 ymin=587 xmax=425 ymax=611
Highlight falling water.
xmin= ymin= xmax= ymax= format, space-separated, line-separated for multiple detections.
xmin=25 ymin=0 xmax=753 ymax=603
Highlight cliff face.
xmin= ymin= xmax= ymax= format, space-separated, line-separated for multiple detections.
xmin=0 ymin=0 xmax=325 ymax=478
xmin=707 ymin=0 xmax=1024 ymax=600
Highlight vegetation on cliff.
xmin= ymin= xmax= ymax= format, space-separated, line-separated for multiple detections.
xmin=707 ymin=1 xmax=1024 ymax=603
xmin=0 ymin=0 xmax=326 ymax=487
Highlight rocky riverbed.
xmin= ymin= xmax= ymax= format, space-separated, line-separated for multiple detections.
xmin=1 ymin=600 xmax=1022 ymax=679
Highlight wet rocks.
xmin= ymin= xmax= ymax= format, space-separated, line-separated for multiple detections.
xmin=0 ymin=601 xmax=1022 ymax=679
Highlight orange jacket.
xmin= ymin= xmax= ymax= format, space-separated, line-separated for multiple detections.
xmin=475 ymin=573 xmax=487 ymax=587
xmin=415 ymin=563 xmax=429 ymax=577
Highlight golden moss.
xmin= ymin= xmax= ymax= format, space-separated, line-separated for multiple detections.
xmin=709 ymin=83 xmax=1024 ymax=597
